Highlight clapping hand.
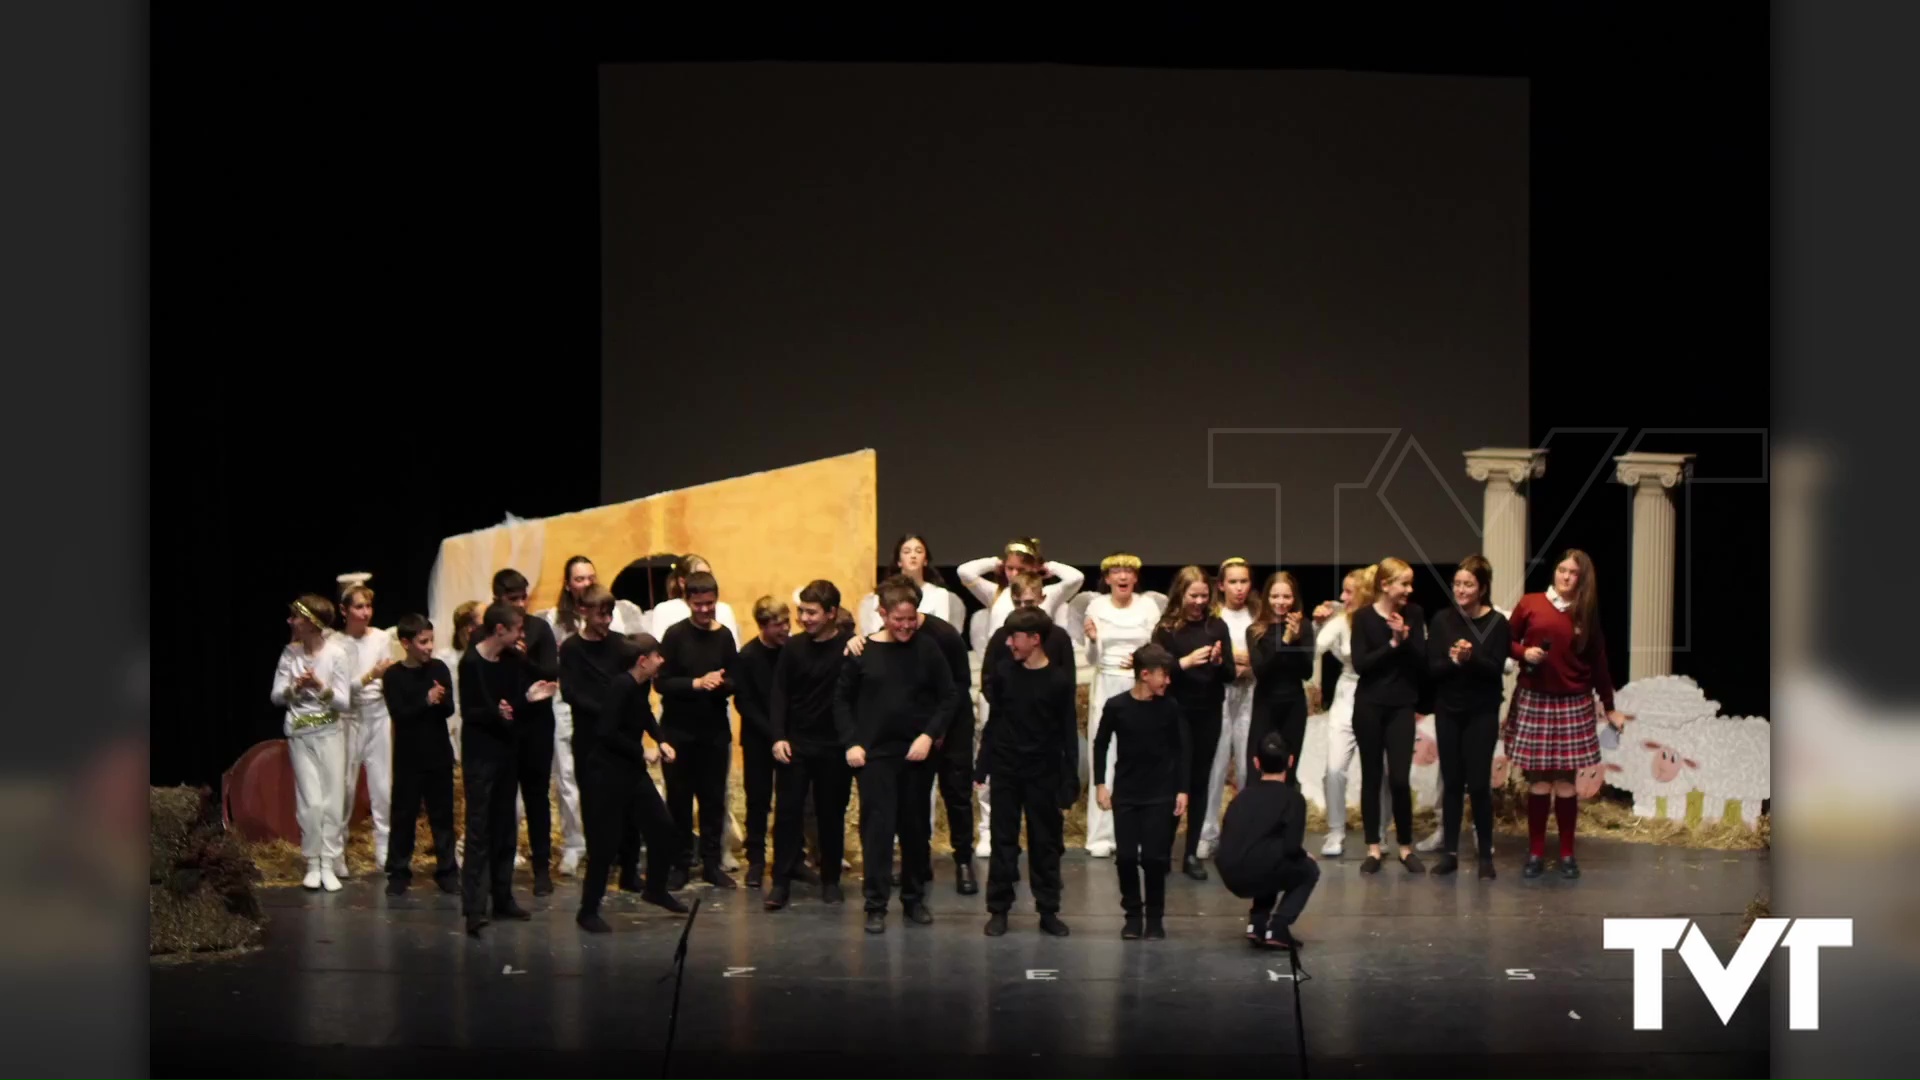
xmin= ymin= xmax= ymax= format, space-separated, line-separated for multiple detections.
xmin=427 ymin=681 xmax=447 ymax=705
xmin=1387 ymin=612 xmax=1408 ymax=644
xmin=526 ymin=680 xmax=558 ymax=703
xmin=695 ymin=670 xmax=726 ymax=691
xmin=1449 ymin=638 xmax=1473 ymax=664
xmin=1284 ymin=610 xmax=1303 ymax=641
xmin=1312 ymin=601 xmax=1337 ymax=622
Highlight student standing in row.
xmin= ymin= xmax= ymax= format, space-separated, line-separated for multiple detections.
xmin=437 ymin=600 xmax=484 ymax=761
xmin=977 ymin=608 xmax=1078 ymax=938
xmin=1152 ymin=566 xmax=1232 ymax=880
xmin=874 ymin=575 xmax=977 ymax=896
xmin=1093 ymin=643 xmax=1188 ymax=941
xmin=380 ymin=613 xmax=460 ymax=896
xmin=1506 ymin=549 xmax=1632 ymax=879
xmin=1247 ymin=572 xmax=1313 ymax=786
xmin=1427 ymin=555 xmax=1510 ymax=879
xmin=492 ymin=569 xmax=560 ymax=896
xmin=1351 ymin=558 xmax=1427 ymax=874
xmin=835 ymin=582 xmax=958 ymax=934
xmin=335 ymin=582 xmax=395 ymax=876
xmin=559 ymin=585 xmax=644 ymax=891
xmin=1311 ymin=566 xmax=1389 ymax=857
xmin=1081 ymin=553 xmax=1160 ymax=859
xmin=649 ymin=554 xmax=741 ymax=642
xmin=543 ymin=555 xmax=645 ymax=878
xmin=656 ymin=570 xmax=739 ymax=889
xmin=272 ymin=595 xmax=352 ymax=893
xmin=767 ymin=580 xmax=854 ymax=910
xmin=1201 ymin=558 xmax=1260 ymax=859
xmin=732 ymin=595 xmax=790 ymax=888
xmin=577 ymin=633 xmax=689 ymax=932
xmin=458 ymin=601 xmax=557 ymax=936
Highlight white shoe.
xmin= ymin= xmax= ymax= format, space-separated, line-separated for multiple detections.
xmin=1086 ymin=843 xmax=1114 ymax=858
xmin=1416 ymin=827 xmax=1446 ymax=853
xmin=373 ymin=844 xmax=389 ymax=869
xmin=721 ymin=851 xmax=740 ymax=872
xmin=1320 ymin=834 xmax=1345 ymax=858
xmin=559 ymin=850 xmax=583 ymax=877
xmin=320 ymin=866 xmax=343 ymax=892
xmin=1196 ymin=840 xmax=1217 ymax=860
xmin=974 ymin=839 xmax=992 ymax=859
xmin=302 ymin=860 xmax=323 ymax=890
xmin=513 ymin=853 xmax=527 ymax=869
xmin=331 ymin=857 xmax=349 ymax=878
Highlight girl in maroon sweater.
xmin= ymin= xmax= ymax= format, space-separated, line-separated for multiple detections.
xmin=1505 ymin=549 xmax=1633 ymax=878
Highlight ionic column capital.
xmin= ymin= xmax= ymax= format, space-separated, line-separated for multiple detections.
xmin=1613 ymin=452 xmax=1694 ymax=491
xmin=1463 ymin=447 xmax=1548 ymax=486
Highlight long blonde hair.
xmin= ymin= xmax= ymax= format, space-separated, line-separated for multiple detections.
xmin=1157 ymin=565 xmax=1214 ymax=635
xmin=451 ymin=600 xmax=484 ymax=651
xmin=1247 ymin=571 xmax=1300 ymax=644
xmin=1212 ymin=557 xmax=1265 ymax=623
xmin=1344 ymin=564 xmax=1378 ymax=628
xmin=1373 ymin=557 xmax=1413 ymax=599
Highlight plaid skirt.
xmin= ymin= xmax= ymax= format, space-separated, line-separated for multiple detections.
xmin=1504 ymin=686 xmax=1601 ymax=772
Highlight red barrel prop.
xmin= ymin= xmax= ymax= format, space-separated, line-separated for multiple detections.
xmin=222 ymin=739 xmax=370 ymax=844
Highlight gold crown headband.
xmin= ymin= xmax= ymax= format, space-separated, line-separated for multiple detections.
xmin=1219 ymin=556 xmax=1250 ymax=572
xmin=290 ymin=600 xmax=327 ymax=631
xmin=1004 ymin=541 xmax=1037 ymax=559
xmin=1100 ymin=553 xmax=1142 ymax=572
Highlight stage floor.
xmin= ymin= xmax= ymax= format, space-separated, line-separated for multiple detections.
xmin=152 ymin=834 xmax=1769 ymax=1078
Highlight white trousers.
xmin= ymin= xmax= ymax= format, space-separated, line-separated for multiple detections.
xmin=290 ymin=725 xmax=346 ymax=861
xmin=1321 ymin=678 xmax=1388 ymax=840
xmin=1200 ymin=680 xmax=1255 ymax=848
xmin=1083 ymin=671 xmax=1132 ymax=851
xmin=341 ymin=702 xmax=393 ymax=864
xmin=974 ymin=696 xmax=993 ymax=853
xmin=553 ymin=696 xmax=586 ymax=860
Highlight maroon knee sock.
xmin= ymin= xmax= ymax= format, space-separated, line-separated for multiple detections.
xmin=1555 ymin=794 xmax=1578 ymax=858
xmin=1527 ymin=793 xmax=1550 ymax=857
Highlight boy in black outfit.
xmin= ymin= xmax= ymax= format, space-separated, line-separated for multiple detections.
xmin=457 ymin=601 xmax=558 ymax=936
xmin=577 ymin=633 xmax=690 ymax=932
xmin=1092 ymin=643 xmax=1189 ymax=940
xmin=767 ymin=580 xmax=854 ymax=911
xmin=493 ymin=568 xmax=561 ymax=897
xmin=1215 ymin=730 xmax=1320 ymax=950
xmin=656 ymin=570 xmax=740 ymax=889
xmin=977 ymin=607 xmax=1079 ymax=939
xmin=381 ymin=613 xmax=460 ymax=897
xmin=559 ymin=584 xmax=644 ymax=890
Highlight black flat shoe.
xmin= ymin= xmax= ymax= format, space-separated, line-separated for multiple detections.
xmin=1360 ymin=855 xmax=1382 ymax=874
xmin=864 ymin=911 xmax=886 ymax=934
xmin=955 ymin=860 xmax=978 ymax=896
xmin=905 ymin=902 xmax=934 ymax=925
xmin=385 ymin=876 xmax=408 ymax=897
xmin=1144 ymin=916 xmax=1166 ymax=940
xmin=666 ymin=866 xmax=689 ymax=891
xmin=1183 ymin=855 xmax=1209 ymax=881
xmin=745 ymin=862 xmax=766 ymax=889
xmin=1560 ymin=857 xmax=1581 ymax=879
xmin=763 ymin=884 xmax=789 ymax=911
xmin=1123 ymin=914 xmax=1143 ymax=940
xmin=1246 ymin=915 xmax=1270 ymax=944
xmin=465 ymin=914 xmax=488 ymax=937
xmin=789 ymin=864 xmax=822 ymax=887
xmin=1477 ymin=857 xmax=1497 ymax=880
xmin=984 ymin=912 xmax=1008 ymax=937
xmin=703 ymin=866 xmax=738 ymax=890
xmin=822 ymin=882 xmax=845 ymax=904
xmin=643 ymin=890 xmax=689 ymax=914
xmin=533 ymin=873 xmax=554 ymax=898
xmin=435 ymin=872 xmax=460 ymax=895
xmin=1430 ymin=854 xmax=1459 ymax=876
xmin=1400 ymin=852 xmax=1425 ymax=874
xmin=495 ymin=898 xmax=533 ymax=920
xmin=1264 ymin=925 xmax=1302 ymax=950
xmin=1039 ymin=912 xmax=1070 ymax=937
xmin=576 ymin=913 xmax=611 ymax=934
xmin=1522 ymin=856 xmax=1545 ymax=879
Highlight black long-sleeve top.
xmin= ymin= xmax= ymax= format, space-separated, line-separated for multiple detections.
xmin=1092 ymin=691 xmax=1190 ymax=806
xmin=517 ymin=612 xmax=560 ymax=724
xmin=1427 ymin=605 xmax=1511 ymax=712
xmin=596 ymin=672 xmax=666 ymax=771
xmin=1351 ymin=603 xmax=1428 ymax=708
xmin=771 ymin=629 xmax=851 ymax=756
xmin=1152 ymin=617 xmax=1233 ymax=724
xmin=981 ymin=622 xmax=1075 ymax=702
xmin=458 ymin=646 xmax=535 ymax=751
xmin=657 ymin=620 xmax=739 ymax=746
xmin=559 ymin=632 xmax=633 ymax=763
xmin=977 ymin=657 xmax=1078 ymax=787
xmin=731 ymin=637 xmax=781 ymax=746
xmin=920 ymin=615 xmax=973 ymax=741
xmin=382 ymin=659 xmax=455 ymax=756
xmin=834 ymin=632 xmax=958 ymax=758
xmin=1249 ymin=620 xmax=1315 ymax=719
xmin=1216 ymin=779 xmax=1310 ymax=886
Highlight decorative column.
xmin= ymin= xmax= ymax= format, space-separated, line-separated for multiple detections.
xmin=1463 ymin=448 xmax=1548 ymax=612
xmin=1612 ymin=452 xmax=1694 ymax=682
xmin=1772 ymin=446 xmax=1825 ymax=675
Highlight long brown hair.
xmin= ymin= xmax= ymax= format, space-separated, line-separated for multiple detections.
xmin=1557 ymin=548 xmax=1600 ymax=652
xmin=450 ymin=600 xmax=483 ymax=651
xmin=667 ymin=553 xmax=711 ymax=600
xmin=555 ymin=554 xmax=594 ymax=635
xmin=1212 ymin=557 xmax=1266 ymax=623
xmin=1157 ymin=565 xmax=1214 ymax=635
xmin=1247 ymin=571 xmax=1301 ymax=644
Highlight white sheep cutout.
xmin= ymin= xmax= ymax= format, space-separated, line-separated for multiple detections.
xmin=1598 ymin=675 xmax=1769 ymax=829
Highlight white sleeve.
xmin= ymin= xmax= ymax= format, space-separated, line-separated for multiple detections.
xmin=1040 ymin=561 xmax=1085 ymax=619
xmin=720 ymin=602 xmax=742 ymax=645
xmin=324 ymin=647 xmax=353 ymax=713
xmin=858 ymin=592 xmax=883 ymax=636
xmin=956 ymin=557 xmax=1000 ymax=606
xmin=270 ymin=648 xmax=295 ymax=707
xmin=1082 ymin=598 xmax=1103 ymax=666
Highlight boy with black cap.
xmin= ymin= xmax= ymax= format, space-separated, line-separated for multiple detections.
xmin=1215 ymin=730 xmax=1320 ymax=950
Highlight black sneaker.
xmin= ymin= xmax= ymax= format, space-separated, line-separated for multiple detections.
xmin=666 ymin=866 xmax=690 ymax=891
xmin=745 ymin=861 xmax=766 ymax=889
xmin=1144 ymin=916 xmax=1166 ymax=940
xmin=789 ymin=863 xmax=822 ymax=886
xmin=1246 ymin=914 xmax=1270 ymax=944
xmin=617 ymin=868 xmax=644 ymax=892
xmin=495 ymin=897 xmax=533 ymax=921
xmin=576 ymin=912 xmax=611 ymax=934
xmin=385 ymin=876 xmax=408 ymax=898
xmin=763 ymin=884 xmax=790 ymax=911
xmin=1400 ymin=852 xmax=1425 ymax=874
xmin=1183 ymin=855 xmax=1209 ymax=881
xmin=435 ymin=871 xmax=461 ymax=895
xmin=955 ymin=859 xmax=978 ymax=896
xmin=1122 ymin=914 xmax=1143 ymax=940
xmin=905 ymin=902 xmax=934 ymax=925
xmin=984 ymin=912 xmax=1008 ymax=937
xmin=1430 ymin=853 xmax=1459 ymax=876
xmin=1039 ymin=912 xmax=1070 ymax=937
xmin=1560 ymin=857 xmax=1581 ymax=880
xmin=1477 ymin=856 xmax=1497 ymax=880
xmin=643 ymin=890 xmax=689 ymax=914
xmin=465 ymin=913 xmax=488 ymax=937
xmin=864 ymin=911 xmax=886 ymax=934
xmin=1360 ymin=855 xmax=1383 ymax=874
xmin=822 ymin=881 xmax=845 ymax=904
xmin=1522 ymin=856 xmax=1545 ymax=878
xmin=1265 ymin=924 xmax=1302 ymax=950
xmin=702 ymin=865 xmax=738 ymax=890
xmin=533 ymin=872 xmax=554 ymax=898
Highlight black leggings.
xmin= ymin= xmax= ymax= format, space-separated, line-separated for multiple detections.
xmin=1436 ymin=704 xmax=1499 ymax=857
xmin=1353 ymin=700 xmax=1414 ymax=846
xmin=1249 ymin=694 xmax=1308 ymax=788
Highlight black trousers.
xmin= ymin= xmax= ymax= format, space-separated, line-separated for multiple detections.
xmin=1113 ymin=801 xmax=1178 ymax=916
xmin=569 ymin=718 xmax=641 ymax=884
xmin=385 ymin=731 xmax=459 ymax=880
xmin=1354 ymin=700 xmax=1416 ymax=845
xmin=1436 ymin=704 xmax=1499 ymax=857
xmin=662 ymin=740 xmax=730 ymax=870
xmin=458 ymin=737 xmax=520 ymax=916
xmin=741 ymin=732 xmax=775 ymax=868
xmin=774 ymin=748 xmax=851 ymax=885
xmin=936 ymin=728 xmax=976 ymax=857
xmin=579 ymin=760 xmax=679 ymax=915
xmin=986 ymin=771 xmax=1067 ymax=915
xmin=1184 ymin=710 xmax=1222 ymax=858
xmin=1250 ymin=858 xmax=1321 ymax=927
xmin=1249 ymin=695 xmax=1309 ymax=789
xmin=513 ymin=715 xmax=555 ymax=873
xmin=856 ymin=755 xmax=934 ymax=913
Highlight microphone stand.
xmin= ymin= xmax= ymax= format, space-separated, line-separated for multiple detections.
xmin=659 ymin=896 xmax=701 ymax=1079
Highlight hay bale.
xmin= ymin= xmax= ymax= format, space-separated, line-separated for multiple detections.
xmin=150 ymin=884 xmax=261 ymax=955
xmin=151 ymin=786 xmax=265 ymax=956
xmin=149 ymin=786 xmax=202 ymax=881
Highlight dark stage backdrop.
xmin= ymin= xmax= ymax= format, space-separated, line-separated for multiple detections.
xmin=600 ymin=64 xmax=1529 ymax=567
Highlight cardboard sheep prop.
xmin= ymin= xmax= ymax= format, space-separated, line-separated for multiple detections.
xmin=1599 ymin=675 xmax=1769 ymax=828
